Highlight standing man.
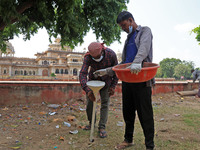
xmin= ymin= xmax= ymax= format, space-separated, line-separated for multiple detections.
xmin=191 ymin=69 xmax=200 ymax=98
xmin=79 ymin=42 xmax=118 ymax=138
xmin=114 ymin=11 xmax=155 ymax=150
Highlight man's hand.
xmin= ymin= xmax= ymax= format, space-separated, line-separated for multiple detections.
xmin=87 ymin=91 xmax=95 ymax=102
xmin=109 ymin=88 xmax=115 ymax=96
xmin=93 ymin=69 xmax=107 ymax=77
xmin=126 ymin=63 xmax=142 ymax=74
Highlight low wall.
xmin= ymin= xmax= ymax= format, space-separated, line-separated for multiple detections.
xmin=152 ymin=81 xmax=199 ymax=95
xmin=0 ymin=81 xmax=199 ymax=105
xmin=0 ymin=81 xmax=85 ymax=105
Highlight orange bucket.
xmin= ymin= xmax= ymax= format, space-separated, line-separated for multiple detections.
xmin=112 ymin=62 xmax=159 ymax=83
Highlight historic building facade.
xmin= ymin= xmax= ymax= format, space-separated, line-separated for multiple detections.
xmin=0 ymin=38 xmax=85 ymax=80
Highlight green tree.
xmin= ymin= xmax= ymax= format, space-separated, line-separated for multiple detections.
xmin=155 ymin=67 xmax=162 ymax=78
xmin=0 ymin=0 xmax=129 ymax=52
xmin=159 ymin=58 xmax=182 ymax=78
xmin=50 ymin=73 xmax=56 ymax=77
xmin=192 ymin=25 xmax=200 ymax=45
xmin=173 ymin=61 xmax=194 ymax=79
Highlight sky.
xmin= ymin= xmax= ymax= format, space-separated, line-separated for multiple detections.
xmin=10 ymin=0 xmax=200 ymax=67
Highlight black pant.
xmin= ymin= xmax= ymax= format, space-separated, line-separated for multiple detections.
xmin=122 ymin=82 xmax=154 ymax=149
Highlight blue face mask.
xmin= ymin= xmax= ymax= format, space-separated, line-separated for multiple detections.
xmin=129 ymin=25 xmax=133 ymax=34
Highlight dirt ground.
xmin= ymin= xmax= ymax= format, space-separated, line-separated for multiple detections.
xmin=0 ymin=93 xmax=200 ymax=150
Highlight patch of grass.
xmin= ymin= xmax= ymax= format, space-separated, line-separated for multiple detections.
xmin=183 ymin=113 xmax=200 ymax=133
xmin=39 ymin=145 xmax=43 ymax=149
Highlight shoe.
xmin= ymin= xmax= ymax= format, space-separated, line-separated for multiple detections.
xmin=83 ymin=125 xmax=91 ymax=130
xmin=115 ymin=141 xmax=134 ymax=149
xmin=99 ymin=129 xmax=107 ymax=138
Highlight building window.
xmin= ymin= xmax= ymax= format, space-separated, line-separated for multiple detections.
xmin=65 ymin=69 xmax=68 ymax=74
xmin=3 ymin=69 xmax=6 ymax=74
xmin=61 ymin=69 xmax=63 ymax=74
xmin=73 ymin=68 xmax=77 ymax=76
xmin=55 ymin=69 xmax=59 ymax=74
xmin=33 ymin=71 xmax=35 ymax=75
xmin=72 ymin=59 xmax=78 ymax=62
xmin=15 ymin=70 xmax=17 ymax=75
xmin=44 ymin=60 xmax=48 ymax=65
xmin=29 ymin=71 xmax=32 ymax=75
xmin=21 ymin=70 xmax=23 ymax=75
xmin=24 ymin=70 xmax=27 ymax=75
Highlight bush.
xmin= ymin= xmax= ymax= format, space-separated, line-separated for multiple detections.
xmin=51 ymin=73 xmax=56 ymax=77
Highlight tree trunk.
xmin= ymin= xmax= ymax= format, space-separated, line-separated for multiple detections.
xmin=176 ymin=89 xmax=198 ymax=96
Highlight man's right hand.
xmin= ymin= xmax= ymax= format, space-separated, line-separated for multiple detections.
xmin=87 ymin=91 xmax=95 ymax=102
xmin=126 ymin=63 xmax=142 ymax=74
xmin=93 ymin=69 xmax=107 ymax=77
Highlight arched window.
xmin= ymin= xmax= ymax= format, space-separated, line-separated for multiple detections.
xmin=55 ymin=69 xmax=59 ymax=74
xmin=21 ymin=70 xmax=23 ymax=75
xmin=15 ymin=70 xmax=17 ymax=75
xmin=3 ymin=69 xmax=6 ymax=74
xmin=73 ymin=68 xmax=78 ymax=76
xmin=65 ymin=69 xmax=68 ymax=74
xmin=33 ymin=71 xmax=35 ymax=75
xmin=72 ymin=59 xmax=78 ymax=62
xmin=44 ymin=60 xmax=48 ymax=65
xmin=24 ymin=70 xmax=27 ymax=75
xmin=61 ymin=69 xmax=63 ymax=74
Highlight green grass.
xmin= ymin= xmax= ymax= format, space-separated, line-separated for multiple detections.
xmin=183 ymin=113 xmax=200 ymax=134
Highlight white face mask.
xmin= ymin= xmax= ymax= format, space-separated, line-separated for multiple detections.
xmin=92 ymin=55 xmax=104 ymax=62
xmin=129 ymin=25 xmax=133 ymax=34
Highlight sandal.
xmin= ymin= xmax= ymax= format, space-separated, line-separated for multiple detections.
xmin=99 ymin=129 xmax=107 ymax=138
xmin=115 ymin=141 xmax=134 ymax=149
xmin=83 ymin=125 xmax=91 ymax=130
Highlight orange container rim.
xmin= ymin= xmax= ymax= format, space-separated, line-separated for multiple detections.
xmin=112 ymin=62 xmax=159 ymax=72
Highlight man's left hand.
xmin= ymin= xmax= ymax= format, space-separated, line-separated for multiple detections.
xmin=126 ymin=63 xmax=142 ymax=74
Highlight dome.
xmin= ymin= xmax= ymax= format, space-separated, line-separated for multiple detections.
xmin=6 ymin=41 xmax=15 ymax=53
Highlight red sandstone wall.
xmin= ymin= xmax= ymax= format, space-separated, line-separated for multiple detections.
xmin=0 ymin=83 xmax=85 ymax=105
xmin=152 ymin=82 xmax=198 ymax=95
xmin=0 ymin=81 xmax=198 ymax=105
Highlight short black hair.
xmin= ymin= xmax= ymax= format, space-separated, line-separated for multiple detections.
xmin=116 ymin=11 xmax=134 ymax=24
xmin=191 ymin=69 xmax=195 ymax=73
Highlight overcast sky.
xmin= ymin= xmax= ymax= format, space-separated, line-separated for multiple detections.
xmin=10 ymin=0 xmax=200 ymax=67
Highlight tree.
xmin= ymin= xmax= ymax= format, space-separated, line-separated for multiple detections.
xmin=50 ymin=73 xmax=56 ymax=77
xmin=192 ymin=25 xmax=200 ymax=45
xmin=173 ymin=61 xmax=194 ymax=79
xmin=155 ymin=67 xmax=162 ymax=78
xmin=0 ymin=0 xmax=129 ymax=52
xmin=159 ymin=58 xmax=182 ymax=78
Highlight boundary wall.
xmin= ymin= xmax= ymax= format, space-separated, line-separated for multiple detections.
xmin=0 ymin=81 xmax=199 ymax=105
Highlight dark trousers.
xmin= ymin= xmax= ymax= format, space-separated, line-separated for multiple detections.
xmin=86 ymin=87 xmax=110 ymax=129
xmin=122 ymin=82 xmax=155 ymax=149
